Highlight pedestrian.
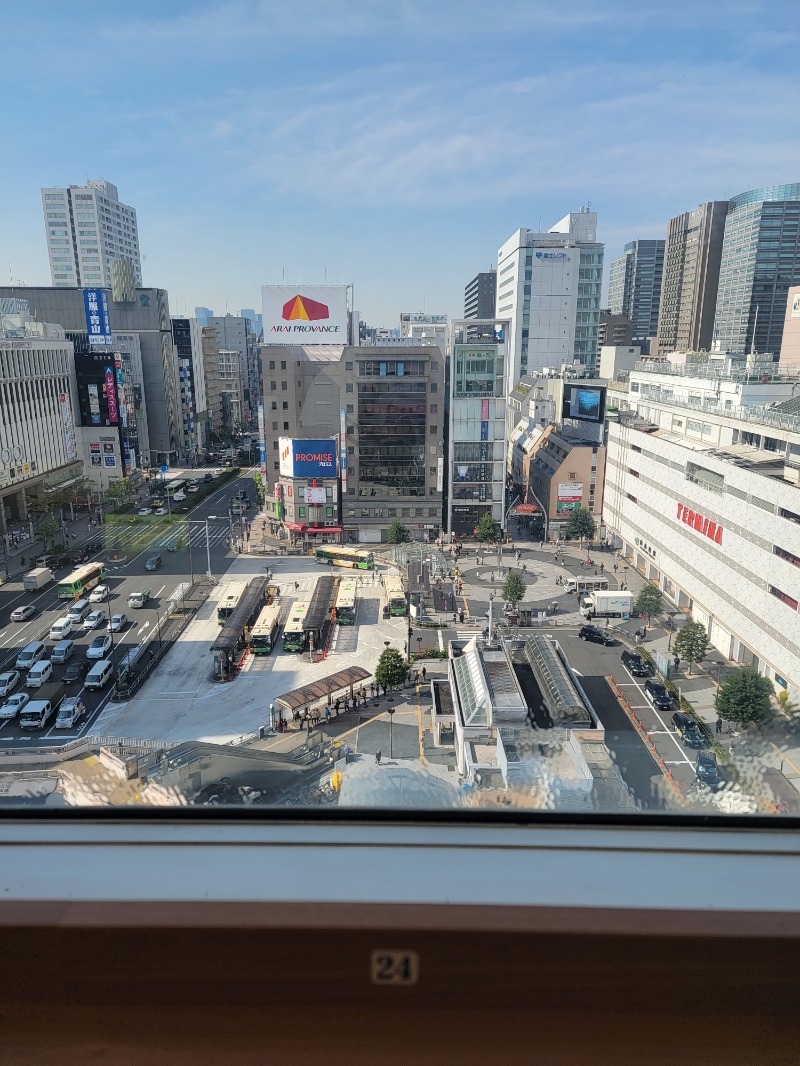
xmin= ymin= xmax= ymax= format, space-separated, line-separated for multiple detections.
xmin=295 ymin=581 xmax=299 ymax=590
xmin=421 ymin=666 xmax=427 ymax=681
xmin=613 ymin=563 xmax=618 ymax=574
xmin=376 ymin=750 xmax=382 ymax=765
xmin=674 ymin=657 xmax=680 ymax=672
xmin=561 ymin=559 xmax=566 ymax=567
xmin=334 ymin=698 xmax=341 ymax=714
xmin=600 ymin=562 xmax=604 ymax=573
xmin=716 ymin=718 xmax=723 ymax=734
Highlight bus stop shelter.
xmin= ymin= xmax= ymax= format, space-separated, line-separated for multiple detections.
xmin=274 ymin=666 xmax=371 ymax=720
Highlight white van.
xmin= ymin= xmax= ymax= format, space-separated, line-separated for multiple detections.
xmin=85 ymin=659 xmax=113 ymax=691
xmin=26 ymin=660 xmax=53 ymax=689
xmin=68 ymin=598 xmax=91 ymax=622
xmin=49 ymin=616 xmax=74 ymax=642
xmin=16 ymin=640 xmax=46 ymax=672
xmin=51 ymin=638 xmax=75 ymax=664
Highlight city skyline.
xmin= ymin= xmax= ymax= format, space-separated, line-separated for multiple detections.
xmin=1 ymin=1 xmax=798 ymax=325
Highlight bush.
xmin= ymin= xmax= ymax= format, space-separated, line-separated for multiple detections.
xmin=410 ymin=648 xmax=449 ymax=661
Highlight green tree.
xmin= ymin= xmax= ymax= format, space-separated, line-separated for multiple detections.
xmin=252 ymin=472 xmax=265 ymax=506
xmin=39 ymin=513 xmax=59 ymax=552
xmin=717 ymin=666 xmax=774 ymax=726
xmin=635 ymin=585 xmax=664 ymax=621
xmin=386 ymin=520 xmax=411 ymax=544
xmin=25 ymin=493 xmax=51 ymax=519
xmin=502 ymin=569 xmax=526 ymax=608
xmin=475 ymin=514 xmax=500 ymax=542
xmin=564 ymin=507 xmax=596 ymax=542
xmin=375 ymin=647 xmax=409 ymax=691
xmin=673 ymin=621 xmax=709 ymax=676
xmin=105 ymin=481 xmax=128 ymax=511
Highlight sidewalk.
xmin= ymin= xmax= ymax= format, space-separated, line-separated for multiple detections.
xmin=1 ymin=505 xmax=110 ymax=584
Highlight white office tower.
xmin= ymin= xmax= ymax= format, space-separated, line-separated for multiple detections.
xmin=496 ymin=209 xmax=603 ymax=384
xmin=41 ymin=179 xmax=142 ymax=290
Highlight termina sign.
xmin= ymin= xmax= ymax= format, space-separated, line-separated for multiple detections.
xmin=535 ymin=251 xmax=570 ymax=262
xmin=676 ymin=502 xmax=723 ymax=544
xmin=279 ymin=437 xmax=337 ymax=478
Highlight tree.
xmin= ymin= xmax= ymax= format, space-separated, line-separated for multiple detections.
xmin=673 ymin=621 xmax=709 ymax=675
xmin=105 ymin=481 xmax=128 ymax=511
xmin=475 ymin=514 xmax=500 ymax=542
xmin=635 ymin=585 xmax=664 ymax=621
xmin=252 ymin=472 xmax=265 ymax=506
xmin=717 ymin=666 xmax=774 ymax=726
xmin=375 ymin=647 xmax=408 ymax=691
xmin=502 ymin=569 xmax=526 ymax=608
xmin=39 ymin=513 xmax=59 ymax=552
xmin=564 ymin=507 xmax=596 ymax=542
xmin=386 ymin=520 xmax=411 ymax=545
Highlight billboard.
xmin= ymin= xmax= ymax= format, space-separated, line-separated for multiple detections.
xmin=561 ymin=383 xmax=606 ymax=424
xmin=557 ymin=482 xmax=583 ymax=513
xmin=59 ymin=392 xmax=77 ymax=461
xmin=306 ymin=487 xmax=326 ymax=504
xmin=279 ymin=437 xmax=337 ymax=478
xmin=105 ymin=367 xmax=118 ymax=424
xmin=257 ymin=403 xmax=267 ymax=483
xmin=83 ymin=288 xmax=112 ymax=347
xmin=262 ymin=285 xmax=348 ymax=343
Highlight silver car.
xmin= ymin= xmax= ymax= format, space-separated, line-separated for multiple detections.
xmin=0 ymin=670 xmax=20 ymax=698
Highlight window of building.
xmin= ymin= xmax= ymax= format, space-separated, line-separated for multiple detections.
xmin=348 ymin=489 xmax=355 ymax=496
xmin=430 ymin=404 xmax=438 ymax=413
xmin=388 ymin=508 xmax=397 ymax=517
xmin=769 ymin=586 xmax=799 ymax=610
xmin=361 ymin=508 xmax=370 ymax=517
xmin=429 ymin=508 xmax=438 ymax=517
xmin=281 ymin=381 xmax=287 ymax=391
xmin=346 ymin=404 xmax=353 ymax=413
xmin=346 ymin=383 xmax=353 ymax=393
xmin=273 ymin=461 xmax=279 ymax=470
xmin=345 ymin=362 xmax=353 ymax=371
xmin=272 ymin=441 xmax=278 ymax=450
xmin=775 ymin=546 xmax=800 ymax=568
xmin=402 ymin=508 xmax=411 ymax=517
xmin=430 ymin=426 xmax=437 ymax=435
xmin=283 ymin=422 xmax=289 ymax=431
xmin=415 ymin=508 xmax=424 ymax=517
xmin=282 ymin=402 xmax=288 ymax=410
xmin=347 ymin=446 xmax=354 ymax=455
xmin=431 ymin=383 xmax=437 ymax=393
xmin=271 ymin=402 xmax=277 ymax=410
xmin=627 ymin=493 xmax=638 ymax=503
xmin=281 ymin=361 xmax=286 ymax=370
xmin=429 ymin=467 xmax=436 ymax=476
xmin=270 ymin=381 xmax=276 ymax=391
xmin=298 ymin=507 xmax=306 ymax=518
xmin=272 ymin=422 xmax=278 ymax=431
xmin=269 ymin=361 xmax=275 ymax=370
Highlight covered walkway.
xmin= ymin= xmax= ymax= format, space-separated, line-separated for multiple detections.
xmin=274 ymin=666 xmax=371 ymax=714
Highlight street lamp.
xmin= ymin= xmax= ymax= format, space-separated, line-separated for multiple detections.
xmin=387 ymin=699 xmax=395 ymax=760
xmin=205 ymin=515 xmax=218 ymax=579
xmin=667 ymin=612 xmax=677 ymax=651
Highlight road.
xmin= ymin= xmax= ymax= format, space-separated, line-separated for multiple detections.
xmin=0 ymin=468 xmax=256 ymax=747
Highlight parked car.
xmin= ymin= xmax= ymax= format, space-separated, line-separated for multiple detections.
xmin=187 ymin=484 xmax=199 ymax=493
xmin=83 ymin=610 xmax=106 ymax=631
xmin=644 ymin=678 xmax=673 ymax=710
xmin=89 ymin=584 xmax=110 ymax=603
xmin=0 ymin=691 xmax=29 ymax=720
xmin=672 ymin=711 xmax=706 ymax=748
xmin=145 ymin=554 xmax=162 ymax=571
xmin=621 ymin=649 xmax=652 ymax=677
xmin=63 ymin=659 xmax=91 ymax=685
xmin=154 ymin=507 xmax=169 ymax=516
xmin=696 ymin=749 xmax=722 ymax=790
xmin=203 ymin=474 xmax=213 ymax=483
xmin=55 ymin=695 xmax=87 ymax=729
xmin=137 ymin=507 xmax=153 ymax=517
xmin=0 ymin=670 xmax=20 ymax=698
xmin=10 ymin=604 xmax=37 ymax=622
xmin=87 ymin=634 xmax=113 ymax=660
xmin=578 ymin=624 xmax=616 ymax=646
xmin=108 ymin=612 xmax=128 ymax=632
xmin=172 ymin=492 xmax=187 ymax=502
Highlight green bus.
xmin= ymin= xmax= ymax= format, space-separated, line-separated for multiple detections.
xmin=57 ymin=562 xmax=108 ymax=599
xmin=334 ymin=580 xmax=357 ymax=625
xmin=250 ymin=605 xmax=282 ymax=655
xmin=283 ymin=599 xmax=311 ymax=652
xmin=384 ymin=575 xmax=407 ymax=616
xmin=313 ymin=546 xmax=374 ymax=569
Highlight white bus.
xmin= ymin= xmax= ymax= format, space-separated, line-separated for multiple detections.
xmin=250 ymin=605 xmax=282 ymax=655
xmin=384 ymin=575 xmax=407 ymax=616
xmin=283 ymin=600 xmax=311 ymax=653
xmin=334 ymin=580 xmax=357 ymax=625
xmin=216 ymin=580 xmax=249 ymax=626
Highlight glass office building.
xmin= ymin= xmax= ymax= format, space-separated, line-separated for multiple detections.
xmin=608 ymin=239 xmax=665 ymax=340
xmin=713 ymin=184 xmax=800 ymax=357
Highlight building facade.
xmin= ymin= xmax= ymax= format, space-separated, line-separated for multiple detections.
xmin=208 ymin=315 xmax=256 ymax=427
xmin=41 ymin=179 xmax=142 ymax=290
xmin=608 ymin=239 xmax=665 ymax=341
xmin=496 ymin=209 xmax=604 ymax=383
xmin=713 ymin=184 xmax=800 ymax=357
xmin=464 ymin=272 xmax=497 ymax=321
xmin=781 ymin=285 xmax=800 ymax=365
xmin=259 ymin=344 xmax=445 ymax=543
xmin=605 ymin=359 xmax=800 ymax=698
xmin=656 ymin=201 xmax=729 ymax=355
xmin=217 ymin=350 xmax=246 ymax=434
xmin=201 ymin=326 xmax=223 ymax=439
xmin=447 ymin=321 xmax=508 ymax=537
xmin=399 ymin=313 xmax=447 ymax=352
xmin=171 ymin=317 xmax=208 ymax=461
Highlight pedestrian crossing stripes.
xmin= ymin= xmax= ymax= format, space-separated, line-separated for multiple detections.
xmin=98 ymin=524 xmax=234 ymax=553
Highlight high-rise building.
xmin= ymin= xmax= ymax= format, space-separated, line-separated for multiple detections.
xmin=171 ymin=318 xmax=208 ymax=461
xmin=608 ymin=239 xmax=664 ymax=340
xmin=656 ymin=201 xmax=729 ymax=354
xmin=496 ymin=209 xmax=604 ymax=383
xmin=240 ymin=308 xmax=262 ymax=337
xmin=208 ymin=315 xmax=256 ymax=426
xmin=464 ymin=272 xmax=497 ymax=320
xmin=596 ymin=310 xmax=634 ymax=359
xmin=194 ymin=307 xmax=214 ymax=328
xmin=399 ymin=312 xmax=447 ymax=351
xmin=781 ymin=285 xmax=800 ymax=365
xmin=712 ymin=184 xmax=800 ymax=357
xmin=41 ymin=179 xmax=142 ymax=290
xmin=201 ymin=326 xmax=223 ymax=439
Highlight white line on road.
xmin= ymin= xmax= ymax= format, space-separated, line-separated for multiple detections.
xmin=136 ymin=621 xmax=151 ymax=636
xmin=621 ymin=665 xmax=693 ymax=766
xmin=155 ymin=585 xmax=166 ymax=597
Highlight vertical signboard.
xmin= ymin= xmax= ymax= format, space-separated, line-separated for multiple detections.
xmin=340 ymin=409 xmax=347 ymax=492
xmin=257 ymin=403 xmax=267 ymax=484
xmin=436 ymin=457 xmax=444 ymax=492
xmin=87 ymin=384 xmax=101 ymax=425
xmin=105 ymin=367 xmax=118 ymax=423
xmin=556 ymin=482 xmax=583 ymax=512
xmin=83 ymin=289 xmax=112 ymax=347
xmin=59 ymin=392 xmax=77 ymax=461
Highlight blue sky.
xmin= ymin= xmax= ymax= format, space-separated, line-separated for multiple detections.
xmin=1 ymin=1 xmax=798 ymax=326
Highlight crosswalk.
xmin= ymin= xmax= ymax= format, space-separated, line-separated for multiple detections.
xmin=98 ymin=522 xmax=234 ymax=554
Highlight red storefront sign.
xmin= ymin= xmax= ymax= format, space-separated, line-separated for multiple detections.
xmin=676 ymin=503 xmax=723 ymax=544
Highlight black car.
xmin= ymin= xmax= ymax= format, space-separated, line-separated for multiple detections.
xmin=86 ymin=539 xmax=102 ymax=554
xmin=203 ymin=474 xmax=213 ymax=483
xmin=579 ymin=625 xmax=616 ymax=646
xmin=696 ymin=749 xmax=722 ymax=790
xmin=621 ymin=649 xmax=652 ymax=677
xmin=145 ymin=554 xmax=162 ymax=571
xmin=672 ymin=711 xmax=706 ymax=748
xmin=644 ymin=678 xmax=673 ymax=710
xmin=66 ymin=550 xmax=89 ymax=565
xmin=63 ymin=659 xmax=91 ymax=685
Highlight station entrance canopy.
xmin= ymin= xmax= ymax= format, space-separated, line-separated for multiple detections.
xmin=274 ymin=666 xmax=371 ymax=712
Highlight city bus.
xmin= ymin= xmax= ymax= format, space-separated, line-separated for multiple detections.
xmin=313 ymin=546 xmax=375 ymax=570
xmin=334 ymin=580 xmax=357 ymax=625
xmin=57 ymin=562 xmax=108 ymax=599
xmin=250 ymin=605 xmax=282 ymax=655
xmin=216 ymin=580 xmax=249 ymax=625
xmin=283 ymin=600 xmax=311 ymax=653
xmin=164 ymin=479 xmax=186 ymax=498
xmin=384 ymin=575 xmax=407 ymax=616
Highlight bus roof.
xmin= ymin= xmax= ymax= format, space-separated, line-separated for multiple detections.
xmin=59 ymin=561 xmax=105 ymax=584
xmin=285 ymin=600 xmax=312 ymax=631
xmin=252 ymin=604 xmax=281 ymax=632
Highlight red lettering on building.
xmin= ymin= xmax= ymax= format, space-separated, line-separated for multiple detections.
xmin=675 ymin=502 xmax=723 ymax=545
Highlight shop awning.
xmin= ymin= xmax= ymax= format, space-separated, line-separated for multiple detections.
xmin=306 ymin=526 xmax=342 ymax=534
xmin=286 ymin=523 xmax=304 ymax=531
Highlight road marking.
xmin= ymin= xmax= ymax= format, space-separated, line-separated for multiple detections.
xmin=621 ymin=665 xmax=693 ymax=766
xmin=136 ymin=621 xmax=151 ymax=636
xmin=155 ymin=585 xmax=166 ymax=597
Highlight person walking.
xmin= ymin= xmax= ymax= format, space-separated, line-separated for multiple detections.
xmin=716 ymin=718 xmax=723 ymax=734
xmin=375 ymin=749 xmax=382 ymax=765
xmin=421 ymin=666 xmax=427 ymax=682
xmin=613 ymin=563 xmax=618 ymax=574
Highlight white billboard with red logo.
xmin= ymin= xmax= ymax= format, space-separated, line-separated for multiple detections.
xmin=261 ymin=285 xmax=348 ymax=344
xmin=557 ymin=482 xmax=583 ymax=512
